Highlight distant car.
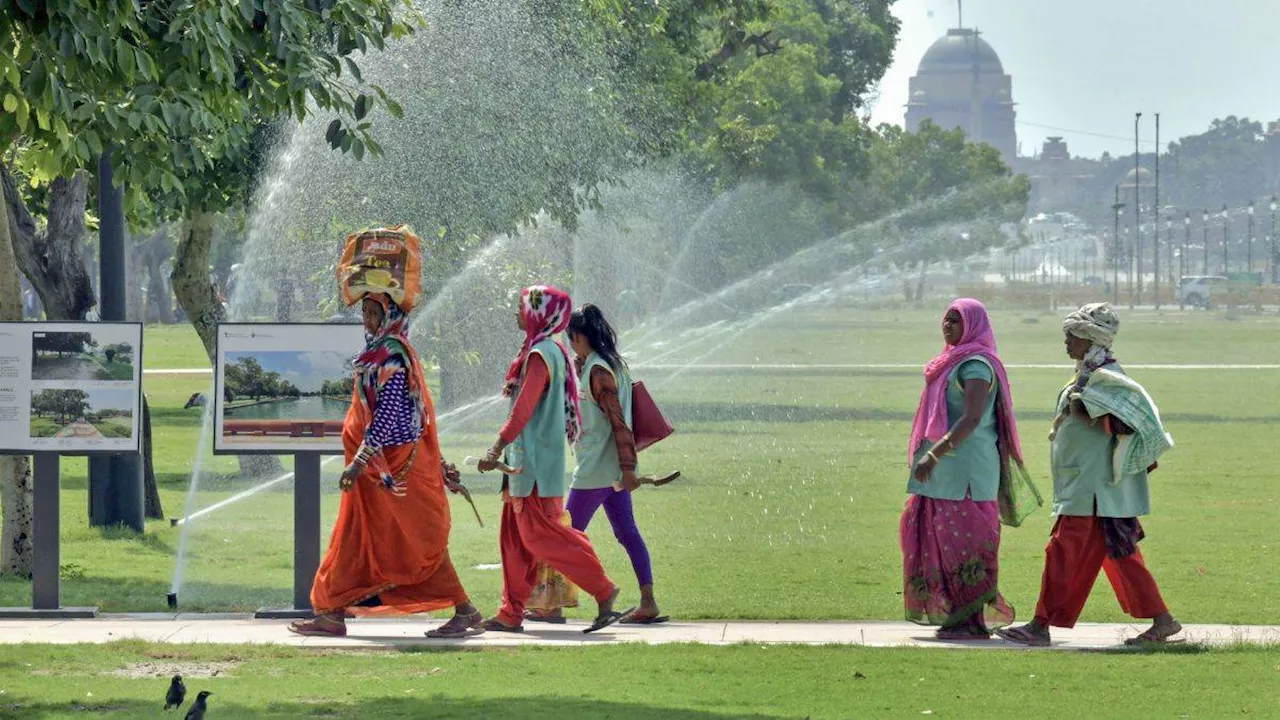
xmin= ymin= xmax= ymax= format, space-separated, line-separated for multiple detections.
xmin=1178 ymin=276 xmax=1228 ymax=309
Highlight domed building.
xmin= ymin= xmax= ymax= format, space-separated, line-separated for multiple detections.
xmin=905 ymin=27 xmax=1017 ymax=162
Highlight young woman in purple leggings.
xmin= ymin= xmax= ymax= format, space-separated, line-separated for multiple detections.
xmin=524 ymin=303 xmax=666 ymax=625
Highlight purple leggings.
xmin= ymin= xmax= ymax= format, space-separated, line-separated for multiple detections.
xmin=565 ymin=486 xmax=653 ymax=587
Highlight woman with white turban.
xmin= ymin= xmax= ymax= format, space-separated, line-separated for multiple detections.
xmin=998 ymin=303 xmax=1181 ymax=647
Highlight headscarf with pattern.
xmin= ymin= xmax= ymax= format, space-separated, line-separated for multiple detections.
xmin=505 ymin=285 xmax=581 ymax=443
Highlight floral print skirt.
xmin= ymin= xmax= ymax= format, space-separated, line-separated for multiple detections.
xmin=900 ymin=494 xmax=1014 ymax=630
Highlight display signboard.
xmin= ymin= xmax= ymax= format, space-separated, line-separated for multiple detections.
xmin=0 ymin=322 xmax=143 ymax=455
xmin=214 ymin=323 xmax=365 ymax=455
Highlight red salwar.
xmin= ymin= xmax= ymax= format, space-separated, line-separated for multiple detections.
xmin=1033 ymin=515 xmax=1168 ymax=628
xmin=496 ymin=489 xmax=615 ymax=626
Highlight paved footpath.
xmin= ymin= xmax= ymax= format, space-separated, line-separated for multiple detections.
xmin=1 ymin=616 xmax=1277 ymax=651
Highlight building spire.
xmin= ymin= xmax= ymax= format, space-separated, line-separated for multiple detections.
xmin=957 ymin=0 xmax=963 ymax=28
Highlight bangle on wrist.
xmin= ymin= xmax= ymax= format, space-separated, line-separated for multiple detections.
xmin=926 ymin=450 xmax=940 ymax=463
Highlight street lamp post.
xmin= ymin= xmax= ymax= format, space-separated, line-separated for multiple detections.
xmin=1271 ymin=195 xmax=1278 ymax=284
xmin=1222 ymin=204 xmax=1230 ymax=275
xmin=1134 ymin=112 xmax=1142 ymax=307
xmin=1158 ymin=216 xmax=1169 ymax=309
xmin=1112 ymin=186 xmax=1125 ymax=306
xmin=1202 ymin=209 xmax=1210 ymax=275
xmin=1248 ymin=199 xmax=1255 ymax=275
xmin=1182 ymin=213 xmax=1191 ymax=310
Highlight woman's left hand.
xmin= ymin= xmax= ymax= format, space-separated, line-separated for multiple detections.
xmin=912 ymin=455 xmax=936 ymax=483
xmin=619 ymin=470 xmax=641 ymax=492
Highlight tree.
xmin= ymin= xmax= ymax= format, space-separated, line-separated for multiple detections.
xmin=0 ymin=190 xmax=31 ymax=576
xmin=1164 ymin=116 xmax=1270 ymax=210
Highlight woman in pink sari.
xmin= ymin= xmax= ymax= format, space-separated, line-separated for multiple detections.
xmin=901 ymin=298 xmax=1039 ymax=640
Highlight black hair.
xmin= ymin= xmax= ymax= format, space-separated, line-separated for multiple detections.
xmin=568 ymin=303 xmax=626 ymax=372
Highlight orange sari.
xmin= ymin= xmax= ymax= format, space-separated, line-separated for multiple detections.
xmin=310 ymin=385 xmax=469 ymax=616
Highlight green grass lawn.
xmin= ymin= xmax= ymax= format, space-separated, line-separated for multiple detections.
xmin=2 ymin=306 xmax=1278 ymax=626
xmin=0 ymin=642 xmax=1276 ymax=719
xmin=27 ymin=418 xmax=60 ymax=439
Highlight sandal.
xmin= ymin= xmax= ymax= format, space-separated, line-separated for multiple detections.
xmin=585 ymin=606 xmax=635 ymax=634
xmin=935 ymin=627 xmax=992 ymax=641
xmin=426 ymin=612 xmax=485 ymax=639
xmin=1124 ymin=620 xmax=1183 ymax=646
xmin=620 ymin=610 xmax=669 ymax=625
xmin=288 ymin=616 xmax=347 ymax=637
xmin=523 ymin=609 xmax=567 ymax=624
xmin=995 ymin=624 xmax=1050 ymax=647
xmin=480 ymin=618 xmax=524 ymax=634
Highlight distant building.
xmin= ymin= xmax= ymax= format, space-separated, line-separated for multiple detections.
xmin=905 ymin=27 xmax=1017 ymax=163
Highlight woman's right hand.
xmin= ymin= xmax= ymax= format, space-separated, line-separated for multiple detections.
xmin=338 ymin=463 xmax=361 ymax=491
xmin=912 ymin=455 xmax=936 ymax=483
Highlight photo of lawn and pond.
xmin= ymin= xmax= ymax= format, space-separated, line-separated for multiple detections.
xmin=31 ymin=330 xmax=136 ymax=381
xmin=29 ymin=387 xmax=135 ymax=440
xmin=219 ymin=350 xmax=353 ymax=445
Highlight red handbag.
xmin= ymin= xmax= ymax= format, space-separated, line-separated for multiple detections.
xmin=631 ymin=380 xmax=674 ymax=452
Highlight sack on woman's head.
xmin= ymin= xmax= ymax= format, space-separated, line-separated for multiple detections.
xmin=338 ymin=225 xmax=423 ymax=312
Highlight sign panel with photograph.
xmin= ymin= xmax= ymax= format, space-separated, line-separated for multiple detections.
xmin=214 ymin=324 xmax=365 ymax=454
xmin=0 ymin=322 xmax=143 ymax=454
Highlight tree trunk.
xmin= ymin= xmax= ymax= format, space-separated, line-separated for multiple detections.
xmin=172 ymin=210 xmax=281 ymax=477
xmin=141 ymin=398 xmax=163 ymax=519
xmin=0 ymin=176 xmax=33 ymax=577
xmin=172 ymin=211 xmax=224 ymax=360
xmin=2 ymin=166 xmax=96 ymax=321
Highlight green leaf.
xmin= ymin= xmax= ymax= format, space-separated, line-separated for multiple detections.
xmin=239 ymin=0 xmax=256 ymax=23
xmin=351 ymin=137 xmax=364 ymax=161
xmin=385 ymin=97 xmax=404 ymax=119
xmin=2 ymin=94 xmax=15 ymax=113
xmin=84 ymin=129 xmax=103 ymax=156
xmin=343 ymin=57 xmax=363 ymax=83
xmin=353 ymin=94 xmax=368 ymax=120
xmin=325 ymin=118 xmax=341 ymax=145
xmin=13 ymin=99 xmax=28 ymax=132
xmin=35 ymin=107 xmax=50 ymax=131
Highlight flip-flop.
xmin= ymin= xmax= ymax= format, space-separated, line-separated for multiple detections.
xmin=426 ymin=614 xmax=486 ymax=639
xmin=620 ymin=611 xmax=669 ymax=625
xmin=1124 ymin=624 xmax=1184 ymax=646
xmin=935 ymin=628 xmax=992 ymax=641
xmin=524 ymin=610 xmax=567 ymax=625
xmin=584 ymin=606 xmax=636 ymax=634
xmin=287 ymin=619 xmax=347 ymax=638
xmin=995 ymin=625 xmax=1049 ymax=647
xmin=480 ymin=618 xmax=524 ymax=634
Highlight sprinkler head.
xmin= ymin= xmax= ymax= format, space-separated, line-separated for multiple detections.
xmin=166 ymin=592 xmax=177 ymax=609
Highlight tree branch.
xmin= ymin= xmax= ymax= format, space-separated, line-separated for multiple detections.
xmin=694 ymin=30 xmax=782 ymax=81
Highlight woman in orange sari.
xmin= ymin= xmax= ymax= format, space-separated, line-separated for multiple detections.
xmin=288 ymin=293 xmax=484 ymax=638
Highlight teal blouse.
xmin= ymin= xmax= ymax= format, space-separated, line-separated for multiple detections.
xmin=906 ymin=358 xmax=1001 ymax=502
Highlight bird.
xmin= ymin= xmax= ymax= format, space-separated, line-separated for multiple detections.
xmin=164 ymin=675 xmax=186 ymax=710
xmin=184 ymin=690 xmax=212 ymax=720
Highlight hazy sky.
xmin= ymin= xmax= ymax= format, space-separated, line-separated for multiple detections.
xmin=868 ymin=0 xmax=1280 ymax=159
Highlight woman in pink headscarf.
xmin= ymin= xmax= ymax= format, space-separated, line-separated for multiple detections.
xmin=900 ymin=298 xmax=1039 ymax=640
